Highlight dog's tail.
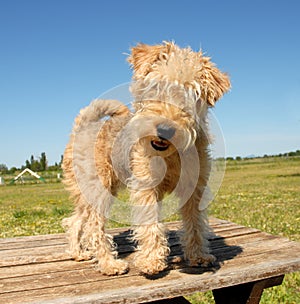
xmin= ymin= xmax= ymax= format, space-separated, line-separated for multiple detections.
xmin=73 ymin=99 xmax=131 ymax=131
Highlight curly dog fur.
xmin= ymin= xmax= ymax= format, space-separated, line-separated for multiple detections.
xmin=62 ymin=41 xmax=230 ymax=275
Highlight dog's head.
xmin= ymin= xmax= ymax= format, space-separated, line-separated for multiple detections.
xmin=128 ymin=41 xmax=231 ymax=107
xmin=127 ymin=41 xmax=231 ymax=156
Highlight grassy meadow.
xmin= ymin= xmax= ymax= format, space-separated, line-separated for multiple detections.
xmin=0 ymin=156 xmax=299 ymax=303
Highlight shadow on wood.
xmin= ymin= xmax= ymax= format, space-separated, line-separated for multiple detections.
xmin=113 ymin=226 xmax=243 ymax=278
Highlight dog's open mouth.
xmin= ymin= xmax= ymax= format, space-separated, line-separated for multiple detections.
xmin=151 ymin=139 xmax=170 ymax=151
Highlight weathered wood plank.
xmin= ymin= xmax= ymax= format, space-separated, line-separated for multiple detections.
xmin=0 ymin=219 xmax=227 ymax=248
xmin=0 ymin=257 xmax=296 ymax=304
xmin=0 ymin=218 xmax=299 ymax=304
xmin=0 ymin=260 xmax=91 ymax=280
xmin=0 ymin=222 xmax=261 ymax=268
xmin=1 ymin=235 xmax=297 ymax=289
xmin=0 ymin=225 xmax=261 ymax=258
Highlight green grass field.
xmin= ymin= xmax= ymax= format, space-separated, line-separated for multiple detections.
xmin=0 ymin=157 xmax=299 ymax=303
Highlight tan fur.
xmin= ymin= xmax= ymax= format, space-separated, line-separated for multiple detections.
xmin=62 ymin=42 xmax=230 ymax=276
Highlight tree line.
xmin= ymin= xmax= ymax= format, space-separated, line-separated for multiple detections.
xmin=226 ymin=150 xmax=300 ymax=161
xmin=25 ymin=152 xmax=48 ymax=172
xmin=0 ymin=149 xmax=300 ymax=175
xmin=0 ymin=153 xmax=63 ymax=174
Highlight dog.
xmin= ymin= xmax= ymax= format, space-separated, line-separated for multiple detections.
xmin=62 ymin=41 xmax=230 ymax=276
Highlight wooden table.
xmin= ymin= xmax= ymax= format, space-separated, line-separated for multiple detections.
xmin=0 ymin=218 xmax=299 ymax=304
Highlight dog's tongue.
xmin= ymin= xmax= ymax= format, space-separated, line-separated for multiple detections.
xmin=151 ymin=139 xmax=169 ymax=151
xmin=153 ymin=140 xmax=168 ymax=147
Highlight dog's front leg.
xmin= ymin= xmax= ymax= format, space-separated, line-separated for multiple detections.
xmin=131 ymin=189 xmax=170 ymax=275
xmin=180 ymin=187 xmax=216 ymax=267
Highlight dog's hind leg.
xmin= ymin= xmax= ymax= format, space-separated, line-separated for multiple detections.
xmin=62 ymin=202 xmax=95 ymax=262
xmin=64 ymin=196 xmax=128 ymax=276
xmin=89 ymin=209 xmax=129 ymax=276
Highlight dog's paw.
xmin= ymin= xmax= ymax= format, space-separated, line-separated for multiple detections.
xmin=189 ymin=253 xmax=216 ymax=267
xmin=73 ymin=254 xmax=93 ymax=262
xmin=135 ymin=257 xmax=168 ymax=275
xmin=96 ymin=258 xmax=129 ymax=276
xmin=70 ymin=249 xmax=94 ymax=262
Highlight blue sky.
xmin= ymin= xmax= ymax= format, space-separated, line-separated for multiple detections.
xmin=0 ymin=0 xmax=299 ymax=168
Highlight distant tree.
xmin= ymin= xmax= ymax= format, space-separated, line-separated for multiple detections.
xmin=28 ymin=155 xmax=41 ymax=172
xmin=235 ymin=156 xmax=242 ymax=161
xmin=30 ymin=155 xmax=34 ymax=166
xmin=288 ymin=151 xmax=296 ymax=157
xmin=0 ymin=164 xmax=8 ymax=174
xmin=25 ymin=159 xmax=31 ymax=169
xmin=40 ymin=152 xmax=47 ymax=171
xmin=23 ymin=153 xmax=49 ymax=172
xmin=9 ymin=167 xmax=18 ymax=174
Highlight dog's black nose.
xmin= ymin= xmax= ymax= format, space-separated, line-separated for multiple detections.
xmin=156 ymin=124 xmax=176 ymax=140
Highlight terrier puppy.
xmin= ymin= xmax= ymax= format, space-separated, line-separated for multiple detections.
xmin=62 ymin=41 xmax=230 ymax=275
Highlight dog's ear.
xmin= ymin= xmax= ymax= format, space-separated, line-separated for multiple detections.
xmin=128 ymin=43 xmax=168 ymax=77
xmin=198 ymin=55 xmax=231 ymax=106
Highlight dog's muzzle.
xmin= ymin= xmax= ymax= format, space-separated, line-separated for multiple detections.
xmin=151 ymin=124 xmax=176 ymax=151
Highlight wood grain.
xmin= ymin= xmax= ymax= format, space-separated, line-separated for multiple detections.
xmin=0 ymin=218 xmax=299 ymax=304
